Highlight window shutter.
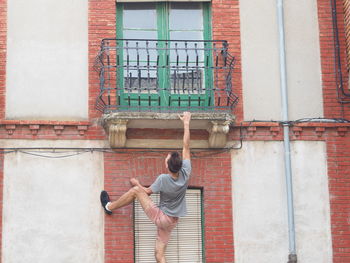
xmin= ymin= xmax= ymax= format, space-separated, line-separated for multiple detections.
xmin=134 ymin=189 xmax=203 ymax=263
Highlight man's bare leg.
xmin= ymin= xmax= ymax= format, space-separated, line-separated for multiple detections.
xmin=155 ymin=239 xmax=167 ymax=263
xmin=103 ymin=186 xmax=164 ymax=262
xmin=107 ymin=186 xmax=152 ymax=211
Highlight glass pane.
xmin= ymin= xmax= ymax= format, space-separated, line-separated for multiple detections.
xmin=124 ymin=66 xmax=158 ymax=94
xmin=124 ymin=66 xmax=157 ymax=79
xmin=170 ymin=3 xmax=203 ymax=30
xmin=123 ymin=30 xmax=157 ymax=40
xmin=123 ymin=3 xmax=156 ymax=29
xmin=169 ymin=32 xmax=204 ymax=63
xmin=123 ymin=31 xmax=158 ymax=61
xmin=170 ymin=69 xmax=205 ymax=94
xmin=170 ymin=31 xmax=203 ymax=41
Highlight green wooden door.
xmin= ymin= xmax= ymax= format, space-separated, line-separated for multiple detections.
xmin=116 ymin=2 xmax=212 ymax=111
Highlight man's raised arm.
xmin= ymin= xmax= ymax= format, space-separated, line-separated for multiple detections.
xmin=179 ymin=112 xmax=191 ymax=160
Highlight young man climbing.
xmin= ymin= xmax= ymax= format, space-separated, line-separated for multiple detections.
xmin=100 ymin=111 xmax=192 ymax=263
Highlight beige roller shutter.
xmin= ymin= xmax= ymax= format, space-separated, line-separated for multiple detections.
xmin=134 ymin=189 xmax=203 ymax=263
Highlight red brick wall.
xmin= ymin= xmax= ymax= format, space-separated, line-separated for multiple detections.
xmin=88 ymin=0 xmax=116 ymax=121
xmin=92 ymin=3 xmax=239 ymax=260
xmin=0 ymin=0 xmax=348 ymax=262
xmin=104 ymin=151 xmax=234 ymax=263
xmin=318 ymin=0 xmax=350 ymax=119
xmin=212 ymin=0 xmax=243 ymax=122
xmin=318 ymin=0 xmax=350 ymax=261
xmin=326 ymin=133 xmax=350 ymax=262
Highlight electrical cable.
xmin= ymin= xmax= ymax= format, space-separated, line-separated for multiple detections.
xmin=0 ymin=147 xmax=236 ymax=159
xmin=19 ymin=150 xmax=92 ymax=159
xmin=246 ymin=117 xmax=350 ymax=125
xmin=0 ymin=117 xmax=347 ymax=159
xmin=292 ymin=117 xmax=350 ymax=124
xmin=0 ymin=150 xmax=17 ymax=155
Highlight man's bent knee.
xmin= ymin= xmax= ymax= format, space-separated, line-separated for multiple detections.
xmin=125 ymin=186 xmax=140 ymax=200
xmin=132 ymin=185 xmax=153 ymax=213
xmin=131 ymin=186 xmax=141 ymax=195
xmin=132 ymin=186 xmax=149 ymax=197
xmin=132 ymin=186 xmax=149 ymax=201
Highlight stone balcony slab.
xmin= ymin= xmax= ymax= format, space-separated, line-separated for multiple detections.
xmin=101 ymin=111 xmax=235 ymax=148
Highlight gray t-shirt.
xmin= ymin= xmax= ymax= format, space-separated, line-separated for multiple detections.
xmin=150 ymin=159 xmax=191 ymax=217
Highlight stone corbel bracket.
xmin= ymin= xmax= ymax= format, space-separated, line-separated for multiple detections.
xmin=107 ymin=119 xmax=128 ymax=148
xmin=207 ymin=121 xmax=231 ymax=148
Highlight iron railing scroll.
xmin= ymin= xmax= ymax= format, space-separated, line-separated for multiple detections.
xmin=94 ymin=39 xmax=238 ymax=113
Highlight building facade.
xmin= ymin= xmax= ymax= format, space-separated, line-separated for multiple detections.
xmin=0 ymin=0 xmax=349 ymax=262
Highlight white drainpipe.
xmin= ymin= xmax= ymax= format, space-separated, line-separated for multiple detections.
xmin=276 ymin=0 xmax=298 ymax=262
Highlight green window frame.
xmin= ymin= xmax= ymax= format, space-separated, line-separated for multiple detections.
xmin=116 ymin=2 xmax=213 ymax=110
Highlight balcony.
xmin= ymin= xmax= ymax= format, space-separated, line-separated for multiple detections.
xmin=94 ymin=39 xmax=238 ymax=148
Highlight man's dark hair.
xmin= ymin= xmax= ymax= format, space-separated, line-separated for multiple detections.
xmin=168 ymin=152 xmax=182 ymax=173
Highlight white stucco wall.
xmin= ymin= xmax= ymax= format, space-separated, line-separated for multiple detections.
xmin=239 ymin=0 xmax=282 ymax=121
xmin=6 ymin=0 xmax=88 ymax=120
xmin=291 ymin=141 xmax=332 ymax=262
xmin=232 ymin=141 xmax=332 ymax=263
xmin=232 ymin=141 xmax=288 ymax=262
xmin=240 ymin=0 xmax=323 ymax=121
xmin=2 ymin=140 xmax=105 ymax=263
xmin=284 ymin=0 xmax=323 ymax=120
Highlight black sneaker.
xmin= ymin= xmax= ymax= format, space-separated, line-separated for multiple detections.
xmin=100 ymin=190 xmax=112 ymax=215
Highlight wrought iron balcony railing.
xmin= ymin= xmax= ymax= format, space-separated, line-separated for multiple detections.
xmin=94 ymin=39 xmax=238 ymax=113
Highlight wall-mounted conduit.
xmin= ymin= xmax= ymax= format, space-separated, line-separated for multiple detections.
xmin=331 ymin=0 xmax=350 ymax=102
xmin=343 ymin=0 xmax=350 ymax=71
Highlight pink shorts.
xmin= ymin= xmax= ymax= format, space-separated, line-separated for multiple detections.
xmin=144 ymin=203 xmax=178 ymax=245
